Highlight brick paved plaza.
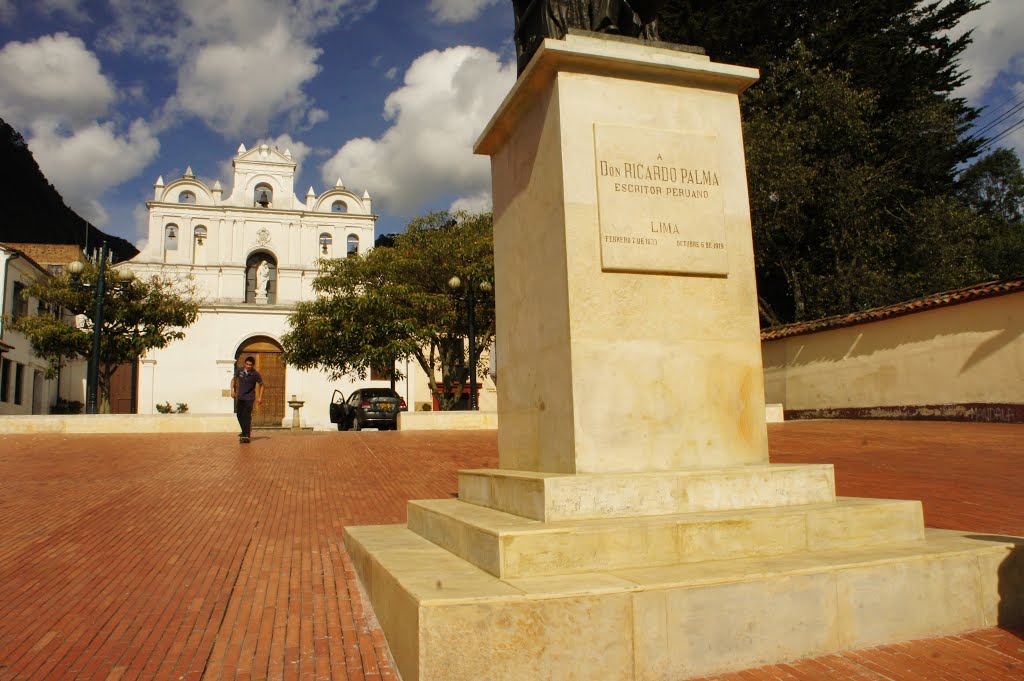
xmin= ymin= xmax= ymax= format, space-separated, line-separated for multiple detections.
xmin=0 ymin=420 xmax=1021 ymax=680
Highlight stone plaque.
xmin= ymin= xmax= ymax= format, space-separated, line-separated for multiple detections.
xmin=594 ymin=124 xmax=728 ymax=276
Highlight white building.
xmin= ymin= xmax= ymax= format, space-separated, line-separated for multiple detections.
xmin=0 ymin=243 xmax=84 ymax=415
xmin=128 ymin=143 xmax=413 ymax=429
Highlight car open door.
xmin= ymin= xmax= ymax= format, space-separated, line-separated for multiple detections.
xmin=329 ymin=389 xmax=350 ymax=430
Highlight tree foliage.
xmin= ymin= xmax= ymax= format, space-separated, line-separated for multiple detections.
xmin=743 ymin=44 xmax=901 ymax=322
xmin=283 ymin=211 xmax=495 ymax=411
xmin=658 ymin=0 xmax=1019 ymax=323
xmin=956 ymin=148 xmax=1024 ymax=279
xmin=13 ymin=263 xmax=200 ymax=412
xmin=957 ymin=148 xmax=1024 ymax=225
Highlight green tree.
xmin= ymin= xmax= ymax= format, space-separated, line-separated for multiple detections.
xmin=283 ymin=211 xmax=495 ymax=411
xmin=956 ymin=148 xmax=1024 ymax=279
xmin=957 ymin=148 xmax=1024 ymax=224
xmin=744 ymin=44 xmax=903 ymax=322
xmin=13 ymin=263 xmax=200 ymax=412
xmin=659 ymin=0 xmax=992 ymax=323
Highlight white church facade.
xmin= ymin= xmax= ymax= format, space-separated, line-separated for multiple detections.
xmin=128 ymin=143 xmax=417 ymax=429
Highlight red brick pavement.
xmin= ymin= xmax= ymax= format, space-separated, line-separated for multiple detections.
xmin=0 ymin=421 xmax=1020 ymax=681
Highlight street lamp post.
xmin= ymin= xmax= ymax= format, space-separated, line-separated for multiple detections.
xmin=448 ymin=275 xmax=493 ymax=410
xmin=87 ymin=243 xmax=108 ymax=414
xmin=67 ymin=243 xmax=134 ymax=414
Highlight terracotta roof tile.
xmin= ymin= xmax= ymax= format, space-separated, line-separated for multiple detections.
xmin=760 ymin=277 xmax=1024 ymax=341
xmin=0 ymin=242 xmax=50 ymax=275
xmin=3 ymin=243 xmax=82 ymax=267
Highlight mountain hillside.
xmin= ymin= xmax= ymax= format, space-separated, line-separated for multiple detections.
xmin=0 ymin=118 xmax=138 ymax=262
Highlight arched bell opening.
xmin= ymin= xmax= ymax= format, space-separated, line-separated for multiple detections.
xmin=254 ymin=183 xmax=274 ymax=208
xmin=193 ymin=226 xmax=208 ymax=265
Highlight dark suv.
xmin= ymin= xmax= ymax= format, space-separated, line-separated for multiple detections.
xmin=330 ymin=388 xmax=408 ymax=431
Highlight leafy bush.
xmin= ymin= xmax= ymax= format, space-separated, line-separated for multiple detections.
xmin=51 ymin=398 xmax=84 ymax=414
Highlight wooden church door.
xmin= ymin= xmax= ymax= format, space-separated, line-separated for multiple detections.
xmin=236 ymin=337 xmax=286 ymax=427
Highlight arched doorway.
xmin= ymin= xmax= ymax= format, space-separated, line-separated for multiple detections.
xmin=236 ymin=336 xmax=286 ymax=427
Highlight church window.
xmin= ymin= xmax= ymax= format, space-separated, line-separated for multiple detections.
xmin=13 ymin=363 xmax=24 ymax=405
xmin=12 ymin=282 xmax=29 ymax=321
xmin=319 ymin=233 xmax=333 ymax=255
xmin=194 ymin=226 xmax=207 ymax=245
xmin=254 ymin=183 xmax=273 ymax=208
xmin=165 ymin=224 xmax=179 ymax=250
xmin=178 ymin=190 xmax=196 ymax=204
xmin=347 ymin=234 xmax=359 ymax=257
xmin=0 ymin=359 xmax=9 ymax=402
xmin=331 ymin=200 xmax=348 ymax=213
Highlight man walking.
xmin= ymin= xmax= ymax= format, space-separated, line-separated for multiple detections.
xmin=231 ymin=356 xmax=264 ymax=443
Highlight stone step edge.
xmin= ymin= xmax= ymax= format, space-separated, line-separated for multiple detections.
xmin=409 ymin=495 xmax=922 ymax=536
xmin=343 ymin=525 xmax=1016 ymax=608
xmin=458 ymin=463 xmax=837 ymax=521
xmin=407 ymin=496 xmax=926 ymax=578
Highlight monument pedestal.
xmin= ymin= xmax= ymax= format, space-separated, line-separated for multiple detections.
xmin=344 ymin=34 xmax=1022 ymax=681
xmin=347 ymin=517 xmax=1017 ymax=681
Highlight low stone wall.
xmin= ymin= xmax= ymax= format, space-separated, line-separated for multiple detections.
xmin=0 ymin=414 xmax=238 ymax=434
xmin=765 ymin=403 xmax=785 ymax=423
xmin=762 ymin=289 xmax=1024 ymax=422
xmin=399 ymin=411 xmax=499 ymax=431
xmin=400 ymin=406 xmax=782 ymax=431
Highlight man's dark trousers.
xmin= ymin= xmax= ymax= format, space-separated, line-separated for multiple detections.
xmin=236 ymin=398 xmax=255 ymax=438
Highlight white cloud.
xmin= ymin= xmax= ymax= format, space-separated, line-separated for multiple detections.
xmin=954 ymin=0 xmax=1024 ymax=102
xmin=0 ymin=32 xmax=159 ymax=227
xmin=170 ymin=23 xmax=322 ymax=137
xmin=100 ymin=0 xmax=375 ymax=138
xmin=428 ymin=0 xmax=499 ymax=23
xmin=322 ymin=46 xmax=514 ymax=214
xmin=0 ymin=33 xmax=115 ymax=129
xmin=994 ymin=81 xmax=1024 ymax=156
xmin=385 ymin=66 xmax=398 ymax=80
xmin=29 ymin=119 xmax=161 ymax=226
xmin=449 ymin=191 xmax=492 ymax=214
xmin=258 ymin=133 xmax=313 ymax=174
xmin=953 ymin=0 xmax=1024 ymax=157
xmin=307 ymin=108 xmax=329 ymax=126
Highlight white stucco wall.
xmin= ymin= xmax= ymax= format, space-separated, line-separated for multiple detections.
xmin=762 ymin=290 xmax=1024 ymax=415
xmin=0 ymin=247 xmax=75 ymax=415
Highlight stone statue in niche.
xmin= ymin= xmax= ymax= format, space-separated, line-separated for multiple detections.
xmin=256 ymin=260 xmax=271 ymax=303
xmin=512 ymin=0 xmax=666 ymax=74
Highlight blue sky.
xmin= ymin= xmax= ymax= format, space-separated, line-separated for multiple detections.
xmin=0 ymin=0 xmax=1021 ymax=247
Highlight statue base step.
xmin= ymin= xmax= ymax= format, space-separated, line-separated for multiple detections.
xmin=344 ymin=525 xmax=1023 ymax=681
xmin=458 ymin=463 xmax=836 ymax=521
xmin=407 ymin=495 xmax=925 ymax=578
